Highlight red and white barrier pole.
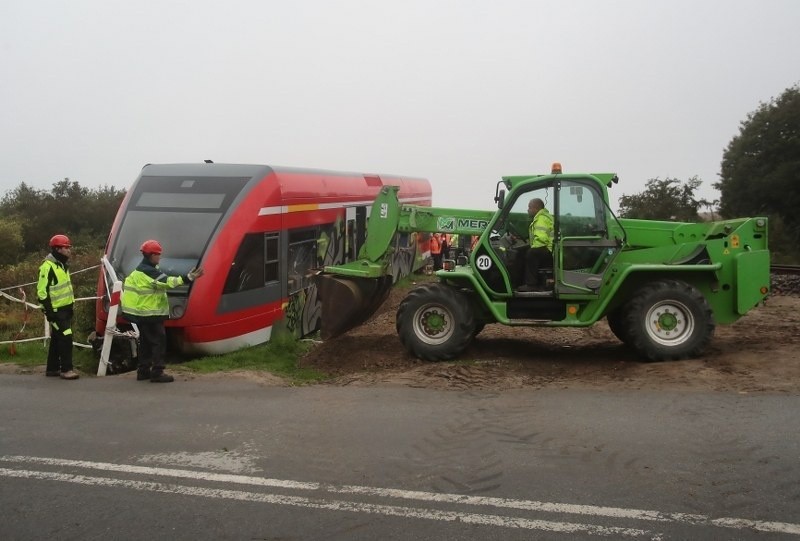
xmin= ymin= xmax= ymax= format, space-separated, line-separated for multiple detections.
xmin=97 ymin=280 xmax=123 ymax=376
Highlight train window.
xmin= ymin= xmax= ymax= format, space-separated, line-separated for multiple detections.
xmin=223 ymin=233 xmax=273 ymax=294
xmin=136 ymin=192 xmax=226 ymax=209
xmin=288 ymin=228 xmax=318 ymax=293
xmin=265 ymin=233 xmax=279 ymax=282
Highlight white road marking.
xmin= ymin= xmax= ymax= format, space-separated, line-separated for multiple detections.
xmin=2 ymin=455 xmax=799 ymax=536
xmin=0 ymin=467 xmax=655 ymax=539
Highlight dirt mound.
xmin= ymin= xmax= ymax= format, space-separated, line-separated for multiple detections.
xmin=300 ymin=282 xmax=800 ymax=393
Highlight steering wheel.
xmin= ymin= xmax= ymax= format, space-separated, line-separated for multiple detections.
xmin=506 ymin=221 xmax=526 ymax=240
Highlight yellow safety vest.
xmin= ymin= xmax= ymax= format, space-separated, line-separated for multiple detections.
xmin=37 ymin=255 xmax=74 ymax=310
xmin=529 ymin=208 xmax=554 ymax=251
xmin=122 ymin=267 xmax=185 ymax=319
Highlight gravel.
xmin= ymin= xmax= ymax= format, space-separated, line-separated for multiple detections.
xmin=770 ymin=273 xmax=800 ymax=296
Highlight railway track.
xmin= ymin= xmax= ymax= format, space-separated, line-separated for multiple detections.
xmin=770 ymin=264 xmax=800 ymax=296
xmin=770 ymin=264 xmax=800 ymax=275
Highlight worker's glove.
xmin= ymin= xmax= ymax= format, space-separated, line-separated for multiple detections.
xmin=187 ymin=267 xmax=205 ymax=282
xmin=40 ymin=306 xmax=55 ymax=323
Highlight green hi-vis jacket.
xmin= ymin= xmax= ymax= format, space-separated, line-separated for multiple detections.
xmin=37 ymin=254 xmax=74 ymax=312
xmin=121 ymin=258 xmax=186 ymax=322
xmin=529 ymin=208 xmax=554 ymax=251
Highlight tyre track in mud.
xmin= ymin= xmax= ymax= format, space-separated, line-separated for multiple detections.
xmin=383 ymin=390 xmax=654 ymax=500
xmin=388 ymin=391 xmax=506 ymax=494
xmin=651 ymin=395 xmax=800 ymax=516
xmin=384 ymin=389 xmax=800 ymax=522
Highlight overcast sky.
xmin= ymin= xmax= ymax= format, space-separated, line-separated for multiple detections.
xmin=2 ymin=0 xmax=798 ymax=211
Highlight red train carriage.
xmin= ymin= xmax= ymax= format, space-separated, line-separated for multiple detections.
xmin=94 ymin=163 xmax=432 ymax=357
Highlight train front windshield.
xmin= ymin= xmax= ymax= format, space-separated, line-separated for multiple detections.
xmin=109 ymin=175 xmax=251 ymax=279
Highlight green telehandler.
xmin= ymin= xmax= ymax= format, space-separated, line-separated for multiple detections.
xmin=316 ymin=165 xmax=770 ymax=362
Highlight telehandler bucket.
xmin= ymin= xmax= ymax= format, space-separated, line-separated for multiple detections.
xmin=316 ymin=274 xmax=394 ymax=339
xmin=313 ymin=184 xmax=404 ymax=338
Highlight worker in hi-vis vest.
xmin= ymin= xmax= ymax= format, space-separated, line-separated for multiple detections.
xmin=517 ymin=198 xmax=554 ymax=292
xmin=38 ymin=234 xmax=78 ymax=380
xmin=121 ymin=239 xmax=204 ymax=383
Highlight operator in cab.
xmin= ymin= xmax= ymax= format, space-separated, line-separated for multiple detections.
xmin=517 ymin=198 xmax=554 ymax=292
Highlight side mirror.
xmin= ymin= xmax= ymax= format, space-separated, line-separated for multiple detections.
xmin=494 ymin=189 xmax=506 ymax=209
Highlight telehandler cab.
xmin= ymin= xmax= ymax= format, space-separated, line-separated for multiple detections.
xmin=316 ymin=165 xmax=770 ymax=362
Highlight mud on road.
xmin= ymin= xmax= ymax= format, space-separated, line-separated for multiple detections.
xmin=300 ymin=283 xmax=800 ymax=393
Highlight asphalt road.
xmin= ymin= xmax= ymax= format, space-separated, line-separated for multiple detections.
xmin=1 ymin=373 xmax=799 ymax=540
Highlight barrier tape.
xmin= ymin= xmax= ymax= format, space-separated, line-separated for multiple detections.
xmin=0 ymin=264 xmax=102 ymax=350
xmin=0 ymin=264 xmax=100 ymax=292
xmin=1 ymin=261 xmax=139 ymax=374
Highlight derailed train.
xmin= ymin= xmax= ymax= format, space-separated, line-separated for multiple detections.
xmin=93 ymin=162 xmax=431 ymax=358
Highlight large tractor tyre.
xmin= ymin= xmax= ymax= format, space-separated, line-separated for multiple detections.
xmin=396 ymin=283 xmax=476 ymax=361
xmin=622 ymin=280 xmax=715 ymax=362
xmin=605 ymin=307 xmax=631 ymax=345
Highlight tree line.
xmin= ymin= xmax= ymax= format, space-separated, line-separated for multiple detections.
xmin=0 ymin=179 xmax=125 ymax=266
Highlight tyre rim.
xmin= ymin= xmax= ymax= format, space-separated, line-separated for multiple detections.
xmin=413 ymin=303 xmax=454 ymax=345
xmin=645 ymin=300 xmax=694 ymax=346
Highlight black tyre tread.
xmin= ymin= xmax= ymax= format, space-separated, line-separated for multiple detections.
xmin=396 ymin=283 xmax=476 ymax=361
xmin=606 ymin=307 xmax=630 ymax=345
xmin=622 ymin=279 xmax=715 ymax=362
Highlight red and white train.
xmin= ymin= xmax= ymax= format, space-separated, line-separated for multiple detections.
xmin=94 ymin=163 xmax=432 ymax=356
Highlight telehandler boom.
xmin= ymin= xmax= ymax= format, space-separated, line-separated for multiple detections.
xmin=316 ymin=165 xmax=770 ymax=361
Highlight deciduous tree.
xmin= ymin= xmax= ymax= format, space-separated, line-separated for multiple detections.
xmin=618 ymin=177 xmax=706 ymax=221
xmin=715 ymin=84 xmax=800 ymax=243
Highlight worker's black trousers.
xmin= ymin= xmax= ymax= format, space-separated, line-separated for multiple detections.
xmin=521 ymin=246 xmax=553 ymax=287
xmin=137 ymin=320 xmax=167 ymax=375
xmin=46 ymin=310 xmax=74 ymax=373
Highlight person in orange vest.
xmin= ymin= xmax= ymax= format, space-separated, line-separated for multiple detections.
xmin=430 ymin=233 xmax=443 ymax=270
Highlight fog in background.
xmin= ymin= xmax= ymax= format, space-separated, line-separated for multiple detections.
xmin=2 ymin=0 xmax=798 ymax=211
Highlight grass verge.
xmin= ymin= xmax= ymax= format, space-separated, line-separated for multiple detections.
xmin=177 ymin=331 xmax=327 ymax=384
xmin=0 ymin=332 xmax=328 ymax=385
xmin=0 ymin=341 xmax=98 ymax=373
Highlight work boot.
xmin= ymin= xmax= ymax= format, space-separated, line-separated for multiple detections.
xmin=150 ymin=372 xmax=174 ymax=383
xmin=136 ymin=369 xmax=151 ymax=381
xmin=60 ymin=370 xmax=80 ymax=380
xmin=45 ymin=370 xmax=60 ymax=377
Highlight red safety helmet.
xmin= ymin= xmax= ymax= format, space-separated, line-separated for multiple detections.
xmin=140 ymin=239 xmax=163 ymax=255
xmin=49 ymin=234 xmax=72 ymax=248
